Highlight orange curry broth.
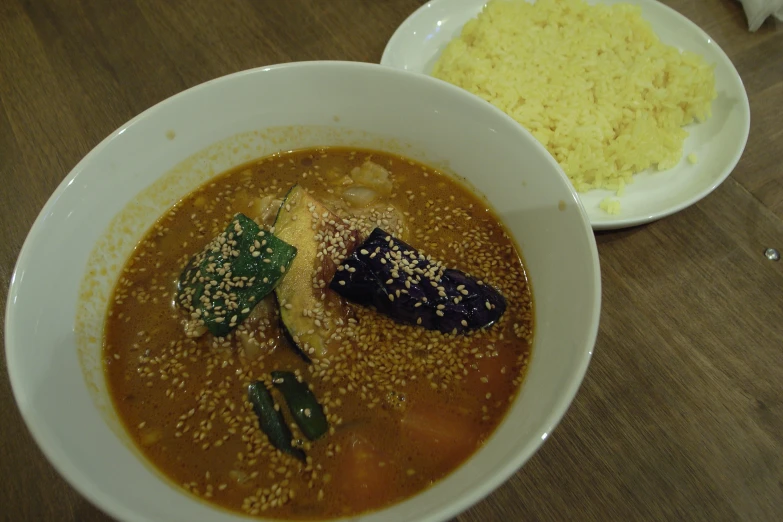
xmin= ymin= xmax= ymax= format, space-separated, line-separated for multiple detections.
xmin=103 ymin=147 xmax=534 ymax=519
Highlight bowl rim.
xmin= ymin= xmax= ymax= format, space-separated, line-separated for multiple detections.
xmin=5 ymin=60 xmax=601 ymax=522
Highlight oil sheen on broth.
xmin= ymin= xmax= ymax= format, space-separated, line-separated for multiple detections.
xmin=104 ymin=147 xmax=534 ymax=519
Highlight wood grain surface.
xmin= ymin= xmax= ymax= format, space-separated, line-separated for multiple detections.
xmin=1 ymin=1 xmax=781 ymax=521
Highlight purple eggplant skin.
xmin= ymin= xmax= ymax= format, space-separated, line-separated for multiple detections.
xmin=329 ymin=228 xmax=506 ymax=334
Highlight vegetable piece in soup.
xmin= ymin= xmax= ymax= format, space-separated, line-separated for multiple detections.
xmin=103 ymin=147 xmax=534 ymax=519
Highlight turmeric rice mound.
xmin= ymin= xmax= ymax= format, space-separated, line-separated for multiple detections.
xmin=431 ymin=0 xmax=716 ymax=195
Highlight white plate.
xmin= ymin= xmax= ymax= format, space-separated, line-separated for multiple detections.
xmin=381 ymin=0 xmax=751 ymax=230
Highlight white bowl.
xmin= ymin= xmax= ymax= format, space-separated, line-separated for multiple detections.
xmin=5 ymin=61 xmax=600 ymax=522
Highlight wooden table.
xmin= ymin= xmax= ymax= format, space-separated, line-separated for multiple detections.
xmin=1 ymin=1 xmax=781 ymax=520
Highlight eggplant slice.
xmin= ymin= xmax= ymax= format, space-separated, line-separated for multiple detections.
xmin=329 ymin=228 xmax=506 ymax=334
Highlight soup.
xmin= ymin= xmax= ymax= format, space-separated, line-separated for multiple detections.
xmin=104 ymin=147 xmax=534 ymax=519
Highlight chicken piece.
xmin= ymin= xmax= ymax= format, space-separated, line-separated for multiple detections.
xmin=350 ymin=160 xmax=393 ymax=195
xmin=248 ymin=195 xmax=283 ymax=228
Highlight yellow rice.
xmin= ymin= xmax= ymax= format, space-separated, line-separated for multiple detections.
xmin=432 ymin=0 xmax=716 ymax=198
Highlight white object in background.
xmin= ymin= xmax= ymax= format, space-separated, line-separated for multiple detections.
xmin=739 ymin=0 xmax=783 ymax=31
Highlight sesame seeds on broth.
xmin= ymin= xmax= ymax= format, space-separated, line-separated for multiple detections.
xmin=104 ymin=147 xmax=534 ymax=519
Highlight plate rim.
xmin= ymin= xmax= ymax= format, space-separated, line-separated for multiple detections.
xmin=381 ymin=0 xmax=752 ymax=231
